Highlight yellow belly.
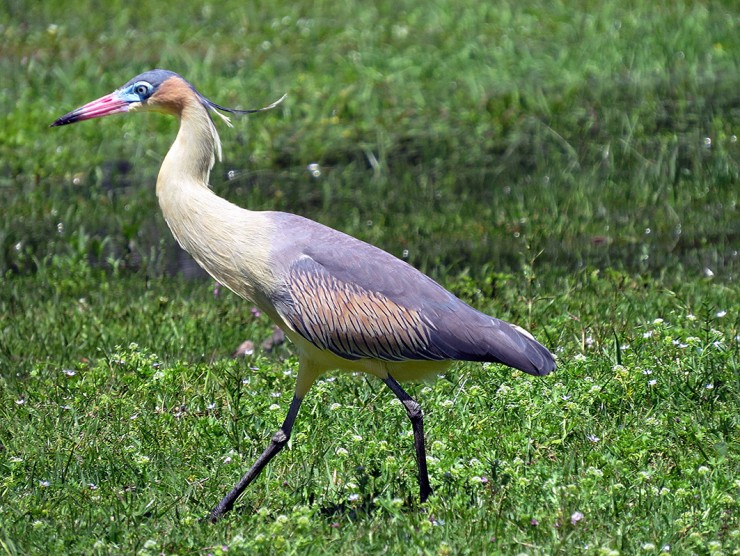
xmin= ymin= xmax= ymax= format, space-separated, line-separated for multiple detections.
xmin=285 ymin=329 xmax=452 ymax=397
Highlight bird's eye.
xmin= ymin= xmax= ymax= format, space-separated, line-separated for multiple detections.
xmin=134 ymin=83 xmax=152 ymax=98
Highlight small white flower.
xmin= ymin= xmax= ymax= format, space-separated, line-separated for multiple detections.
xmin=570 ymin=511 xmax=584 ymax=525
xmin=705 ymin=384 xmax=714 ymax=390
xmin=63 ymin=369 xmax=76 ymax=377
xmin=686 ymin=314 xmax=697 ymax=321
xmin=39 ymin=480 xmax=50 ymax=488
xmin=648 ymin=379 xmax=657 ymax=386
xmin=574 ymin=353 xmax=587 ymax=362
xmin=643 ymin=330 xmax=654 ymax=339
xmin=716 ymin=310 xmax=727 ymax=318
xmin=307 ymin=163 xmax=321 ymax=177
xmin=269 ymin=404 xmax=280 ymax=411
xmin=587 ymin=434 xmax=600 ymax=443
xmin=15 ymin=398 xmax=25 ymax=405
xmin=348 ymin=493 xmax=360 ymax=502
xmin=336 ymin=447 xmax=349 ymax=456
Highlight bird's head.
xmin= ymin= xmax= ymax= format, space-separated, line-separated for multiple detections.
xmin=51 ymin=69 xmax=284 ymax=127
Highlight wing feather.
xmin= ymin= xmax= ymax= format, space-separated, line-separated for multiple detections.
xmin=275 ymin=256 xmax=438 ymax=362
xmin=267 ymin=213 xmax=555 ymax=375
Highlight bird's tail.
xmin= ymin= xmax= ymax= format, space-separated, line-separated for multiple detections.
xmin=500 ymin=320 xmax=557 ymax=376
xmin=428 ymin=308 xmax=556 ymax=376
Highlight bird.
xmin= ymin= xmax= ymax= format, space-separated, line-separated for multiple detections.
xmin=51 ymin=69 xmax=556 ymax=521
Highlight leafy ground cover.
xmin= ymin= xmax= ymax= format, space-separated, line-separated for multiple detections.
xmin=1 ymin=0 xmax=738 ymax=554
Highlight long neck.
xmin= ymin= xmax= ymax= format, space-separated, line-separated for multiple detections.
xmin=158 ymin=100 xmax=221 ymax=190
xmin=156 ymin=99 xmax=224 ymax=254
xmin=154 ymin=99 xmax=277 ymax=304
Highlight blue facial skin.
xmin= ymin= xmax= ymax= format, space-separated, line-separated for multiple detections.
xmin=117 ymin=81 xmax=155 ymax=103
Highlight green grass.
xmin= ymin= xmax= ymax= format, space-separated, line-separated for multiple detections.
xmin=1 ymin=0 xmax=738 ymax=554
xmin=2 ymin=269 xmax=737 ymax=554
xmin=2 ymin=0 xmax=738 ymax=278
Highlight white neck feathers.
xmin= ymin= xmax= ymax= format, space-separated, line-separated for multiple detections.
xmin=153 ymin=96 xmax=277 ymax=306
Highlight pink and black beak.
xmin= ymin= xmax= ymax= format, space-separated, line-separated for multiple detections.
xmin=50 ymin=71 xmax=170 ymax=127
xmin=50 ymin=90 xmax=133 ymax=127
xmin=50 ymin=69 xmax=285 ymax=129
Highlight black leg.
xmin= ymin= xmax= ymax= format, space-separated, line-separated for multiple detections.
xmin=209 ymin=395 xmax=303 ymax=521
xmin=382 ymin=374 xmax=432 ymax=503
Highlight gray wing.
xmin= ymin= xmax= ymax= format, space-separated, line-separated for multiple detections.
xmin=268 ymin=213 xmax=555 ymax=376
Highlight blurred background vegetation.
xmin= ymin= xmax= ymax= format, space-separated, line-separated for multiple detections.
xmin=1 ymin=0 xmax=737 ymax=284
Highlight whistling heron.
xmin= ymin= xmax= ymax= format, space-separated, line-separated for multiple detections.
xmin=51 ymin=69 xmax=555 ymax=521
